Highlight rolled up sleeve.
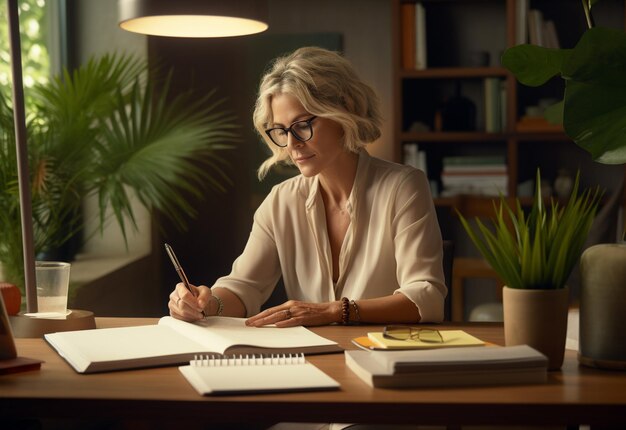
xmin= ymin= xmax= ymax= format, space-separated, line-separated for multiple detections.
xmin=392 ymin=170 xmax=447 ymax=322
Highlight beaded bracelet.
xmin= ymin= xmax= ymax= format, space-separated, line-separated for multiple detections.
xmin=212 ymin=295 xmax=224 ymax=316
xmin=350 ymin=299 xmax=361 ymax=324
xmin=340 ymin=297 xmax=350 ymax=325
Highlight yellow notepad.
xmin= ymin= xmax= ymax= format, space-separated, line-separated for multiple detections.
xmin=367 ymin=330 xmax=485 ymax=350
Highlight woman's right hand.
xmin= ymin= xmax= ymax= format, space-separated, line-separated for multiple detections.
xmin=168 ymin=282 xmax=212 ymax=322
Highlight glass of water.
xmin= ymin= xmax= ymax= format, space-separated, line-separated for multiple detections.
xmin=35 ymin=261 xmax=71 ymax=314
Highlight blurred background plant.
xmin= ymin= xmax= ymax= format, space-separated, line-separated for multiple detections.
xmin=502 ymin=0 xmax=626 ymax=165
xmin=0 ymin=52 xmax=238 ymax=294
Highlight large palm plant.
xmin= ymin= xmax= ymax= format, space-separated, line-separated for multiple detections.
xmin=0 ymin=53 xmax=237 ymax=293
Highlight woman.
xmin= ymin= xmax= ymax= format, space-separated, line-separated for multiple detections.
xmin=169 ymin=46 xmax=446 ymax=326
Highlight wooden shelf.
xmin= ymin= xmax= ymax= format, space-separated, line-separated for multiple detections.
xmin=434 ymin=195 xmax=515 ymax=212
xmin=392 ymin=0 xmax=626 ymax=216
xmin=401 ymin=131 xmax=571 ymax=143
xmin=513 ymin=132 xmax=571 ymax=142
xmin=401 ymin=132 xmax=507 ymax=142
xmin=400 ymin=67 xmax=509 ymax=79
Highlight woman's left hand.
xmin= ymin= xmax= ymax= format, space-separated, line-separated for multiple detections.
xmin=245 ymin=299 xmax=341 ymax=327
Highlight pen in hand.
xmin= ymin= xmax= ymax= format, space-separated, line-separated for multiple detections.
xmin=164 ymin=243 xmax=206 ymax=318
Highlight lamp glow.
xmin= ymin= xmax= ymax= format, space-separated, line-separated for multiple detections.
xmin=118 ymin=0 xmax=269 ymax=38
xmin=120 ymin=15 xmax=268 ymax=38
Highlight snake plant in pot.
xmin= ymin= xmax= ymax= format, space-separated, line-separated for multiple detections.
xmin=458 ymin=171 xmax=602 ymax=369
xmin=501 ymin=0 xmax=626 ymax=369
xmin=0 ymin=53 xmax=237 ymax=298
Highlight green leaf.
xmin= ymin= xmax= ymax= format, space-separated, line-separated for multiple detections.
xmin=557 ymin=27 xmax=626 ymax=163
xmin=90 ymin=74 xmax=238 ymax=234
xmin=563 ymin=82 xmax=626 ymax=164
xmin=563 ymin=79 xmax=626 ymax=163
xmin=562 ymin=27 xmax=626 ymax=87
xmin=502 ymin=45 xmax=572 ymax=87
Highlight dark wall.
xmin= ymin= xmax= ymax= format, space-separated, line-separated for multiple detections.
xmin=149 ymin=36 xmax=254 ymax=306
xmin=149 ymin=34 xmax=342 ymax=308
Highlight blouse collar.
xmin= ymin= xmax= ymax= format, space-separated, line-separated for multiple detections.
xmin=305 ymin=149 xmax=370 ymax=213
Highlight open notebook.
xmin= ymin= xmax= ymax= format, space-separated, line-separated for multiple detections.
xmin=45 ymin=316 xmax=341 ymax=373
xmin=179 ymin=353 xmax=340 ymax=395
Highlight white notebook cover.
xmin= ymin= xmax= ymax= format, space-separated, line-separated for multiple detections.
xmin=179 ymin=354 xmax=340 ymax=395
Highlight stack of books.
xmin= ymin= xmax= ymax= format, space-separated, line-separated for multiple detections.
xmin=440 ymin=155 xmax=508 ymax=197
xmin=345 ymin=345 xmax=548 ymax=388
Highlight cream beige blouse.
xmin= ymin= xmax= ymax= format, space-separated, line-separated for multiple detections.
xmin=213 ymin=150 xmax=447 ymax=322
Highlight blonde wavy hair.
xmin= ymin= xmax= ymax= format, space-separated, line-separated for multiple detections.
xmin=253 ymin=46 xmax=382 ymax=179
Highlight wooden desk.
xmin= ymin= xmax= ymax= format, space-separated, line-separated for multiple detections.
xmin=2 ymin=319 xmax=626 ymax=428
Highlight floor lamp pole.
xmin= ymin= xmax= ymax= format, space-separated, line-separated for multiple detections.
xmin=7 ymin=0 xmax=38 ymax=313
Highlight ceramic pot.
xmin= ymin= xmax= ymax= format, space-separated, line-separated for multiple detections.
xmin=503 ymin=286 xmax=569 ymax=370
xmin=0 ymin=282 xmax=21 ymax=315
xmin=579 ymin=244 xmax=626 ymax=370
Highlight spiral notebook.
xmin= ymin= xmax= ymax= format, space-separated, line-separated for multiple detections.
xmin=179 ymin=353 xmax=340 ymax=395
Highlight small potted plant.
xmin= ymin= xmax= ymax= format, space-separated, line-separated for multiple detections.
xmin=458 ymin=171 xmax=602 ymax=369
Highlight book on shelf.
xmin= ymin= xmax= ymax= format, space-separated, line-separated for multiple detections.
xmin=500 ymin=79 xmax=508 ymax=130
xmin=527 ymin=10 xmax=560 ymax=49
xmin=515 ymin=0 xmax=529 ymax=45
xmin=484 ymin=77 xmax=503 ymax=133
xmin=441 ymin=173 xmax=508 ymax=183
xmin=400 ymin=3 xmax=416 ymax=69
xmin=442 ymin=155 xmax=506 ymax=167
xmin=345 ymin=345 xmax=548 ymax=388
xmin=441 ymin=155 xmax=508 ymax=197
xmin=179 ymin=353 xmax=340 ymax=395
xmin=44 ymin=316 xmax=342 ymax=374
xmin=527 ymin=9 xmax=544 ymax=46
xmin=400 ymin=1 xmax=427 ymax=70
xmin=440 ymin=177 xmax=508 ymax=197
xmin=367 ymin=330 xmax=485 ymax=350
xmin=441 ymin=155 xmax=509 ymax=197
xmin=542 ymin=20 xmax=560 ymax=49
xmin=403 ymin=142 xmax=428 ymax=176
xmin=415 ymin=1 xmax=427 ymax=70
xmin=442 ymin=165 xmax=507 ymax=174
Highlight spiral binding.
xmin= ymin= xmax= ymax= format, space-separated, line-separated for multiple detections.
xmin=190 ymin=353 xmax=306 ymax=367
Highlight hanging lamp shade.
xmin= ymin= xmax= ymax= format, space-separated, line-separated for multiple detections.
xmin=118 ymin=0 xmax=269 ymax=38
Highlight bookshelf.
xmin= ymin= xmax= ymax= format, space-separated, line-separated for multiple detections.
xmin=393 ymin=0 xmax=626 ymax=319
xmin=392 ymin=0 xmax=626 ymax=208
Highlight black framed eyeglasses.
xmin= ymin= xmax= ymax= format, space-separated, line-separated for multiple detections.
xmin=383 ymin=326 xmax=444 ymax=343
xmin=265 ymin=116 xmax=317 ymax=148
